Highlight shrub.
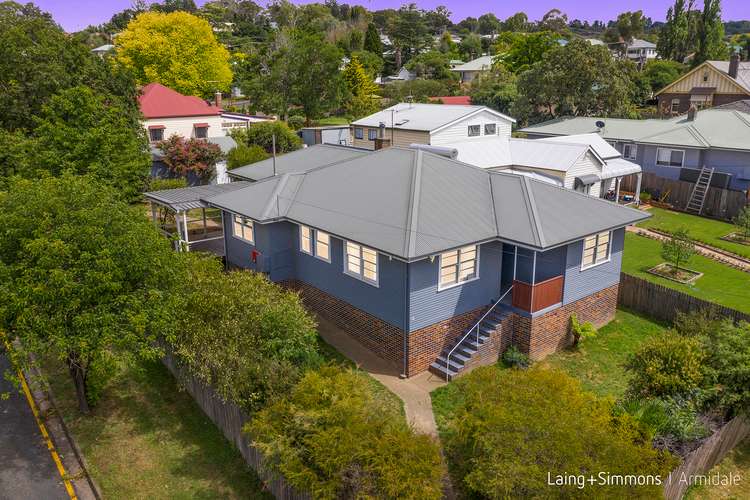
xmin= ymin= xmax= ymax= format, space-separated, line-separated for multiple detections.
xmin=625 ymin=333 xmax=705 ymax=399
xmin=245 ymin=365 xmax=444 ymax=499
xmin=700 ymin=320 xmax=750 ymax=415
xmin=442 ymin=367 xmax=676 ymax=499
xmin=158 ymin=134 xmax=223 ymax=183
xmin=620 ymin=397 xmax=707 ymax=442
xmin=231 ymin=121 xmax=302 ymax=154
xmin=146 ymin=177 xmax=188 ymax=192
xmin=226 ymin=144 xmax=269 ymax=169
xmin=639 ymin=191 xmax=652 ymax=203
xmin=733 ymin=205 xmax=750 ymax=238
xmin=569 ymin=313 xmax=597 ymax=347
xmin=501 ymin=345 xmax=529 ymax=369
xmin=286 ymin=115 xmax=305 ymax=130
xmin=170 ymin=254 xmax=320 ymax=413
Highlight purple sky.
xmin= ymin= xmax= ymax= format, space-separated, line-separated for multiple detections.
xmin=32 ymin=0 xmax=748 ymax=33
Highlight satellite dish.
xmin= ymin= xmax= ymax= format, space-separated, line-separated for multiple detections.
xmin=595 ymin=120 xmax=606 ymax=129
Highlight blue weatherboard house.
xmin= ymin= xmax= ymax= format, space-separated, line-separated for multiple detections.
xmin=197 ymin=145 xmax=647 ymax=379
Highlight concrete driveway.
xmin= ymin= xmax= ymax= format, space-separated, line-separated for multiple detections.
xmin=0 ymin=350 xmax=69 ymax=500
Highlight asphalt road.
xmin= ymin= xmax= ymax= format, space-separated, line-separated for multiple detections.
xmin=0 ymin=350 xmax=69 ymax=500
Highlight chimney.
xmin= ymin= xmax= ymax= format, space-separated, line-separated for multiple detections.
xmin=729 ymin=52 xmax=740 ymax=79
xmin=687 ymin=104 xmax=698 ymax=121
xmin=214 ymin=91 xmax=222 ymax=108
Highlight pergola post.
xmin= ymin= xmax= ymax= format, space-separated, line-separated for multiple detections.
xmin=634 ymin=172 xmax=643 ymax=205
xmin=182 ymin=211 xmax=190 ymax=252
xmin=615 ymin=177 xmax=621 ymax=204
xmin=530 ymin=251 xmax=537 ymax=311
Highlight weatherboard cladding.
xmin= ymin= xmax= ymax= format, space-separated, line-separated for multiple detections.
xmin=205 ymin=147 xmax=648 ymax=260
xmin=563 ymin=227 xmax=624 ymax=305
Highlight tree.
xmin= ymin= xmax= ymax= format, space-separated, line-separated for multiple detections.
xmin=661 ymin=228 xmax=695 ymax=271
xmin=0 ymin=175 xmax=184 ymax=413
xmin=386 ymin=4 xmax=430 ymax=68
xmin=502 ymin=12 xmax=529 ymax=32
xmin=694 ymin=0 xmax=727 ymax=66
xmin=116 ymin=11 xmax=232 ymax=96
xmin=513 ymin=39 xmax=636 ymax=124
xmin=442 ymin=367 xmax=677 ymax=498
xmin=158 ymin=135 xmax=223 ymax=183
xmin=227 ymin=144 xmax=269 ymax=169
xmin=459 ymin=33 xmax=482 ymax=60
xmin=495 ymin=31 xmax=558 ymax=73
xmin=350 ymin=50 xmax=384 ymax=78
xmin=245 ymin=365 xmax=444 ymax=498
xmin=0 ymin=2 xmax=140 ymax=131
xmin=170 ymin=254 xmax=319 ymax=412
xmin=733 ymin=206 xmax=750 ymax=239
xmin=478 ymin=13 xmax=501 ymax=36
xmin=467 ymin=67 xmax=517 ymax=115
xmin=657 ymin=0 xmax=697 ymax=63
xmin=425 ymin=6 xmax=451 ymax=34
xmin=363 ymin=22 xmax=382 ymax=54
xmin=342 ymin=55 xmax=379 ymax=118
xmin=642 ymin=59 xmax=686 ymax=93
xmin=405 ymin=50 xmax=453 ymax=80
xmin=615 ymin=11 xmax=646 ymax=43
xmin=538 ymin=8 xmax=569 ymax=35
xmin=29 ymin=86 xmax=151 ymax=201
xmin=699 ymin=320 xmax=750 ymax=415
xmin=231 ymin=121 xmax=302 ymax=154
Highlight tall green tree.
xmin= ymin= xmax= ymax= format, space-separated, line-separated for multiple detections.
xmin=657 ymin=0 xmax=697 ymax=62
xmin=694 ymin=0 xmax=727 ymax=66
xmin=513 ymin=39 xmax=636 ymax=124
xmin=363 ymin=22 xmax=382 ymax=54
xmin=342 ymin=55 xmax=379 ymax=118
xmin=459 ymin=33 xmax=482 ymax=60
xmin=468 ymin=66 xmax=518 ymax=115
xmin=495 ymin=31 xmax=558 ymax=73
xmin=502 ymin=12 xmax=529 ymax=32
xmin=0 ymin=175 xmax=184 ymax=413
xmin=386 ymin=3 xmax=430 ymax=68
xmin=116 ymin=10 xmax=233 ymax=96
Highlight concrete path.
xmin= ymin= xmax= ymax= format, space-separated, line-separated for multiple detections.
xmin=627 ymin=225 xmax=750 ymax=272
xmin=315 ymin=315 xmax=446 ymax=436
xmin=0 ymin=351 xmax=70 ymax=500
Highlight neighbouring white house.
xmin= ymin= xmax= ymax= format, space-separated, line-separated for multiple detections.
xmin=419 ymin=133 xmax=642 ymax=203
xmin=626 ymin=38 xmax=657 ymax=62
xmin=349 ymin=103 xmax=515 ymax=150
xmin=138 ymin=82 xmax=271 ymax=143
xmin=450 ymin=55 xmax=494 ymax=83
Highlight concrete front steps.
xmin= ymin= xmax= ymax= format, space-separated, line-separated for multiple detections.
xmin=429 ymin=305 xmax=512 ymax=381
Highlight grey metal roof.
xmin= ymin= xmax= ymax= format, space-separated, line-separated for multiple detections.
xmin=351 ymin=103 xmax=514 ymax=132
xmin=520 ymin=108 xmax=750 ymax=151
xmin=144 ymin=181 xmax=252 ymax=211
xmin=204 ymin=147 xmax=648 ymax=259
xmin=227 ymin=144 xmax=370 ymax=181
xmin=450 ymin=55 xmax=494 ymax=72
xmin=714 ymin=99 xmax=750 ymax=113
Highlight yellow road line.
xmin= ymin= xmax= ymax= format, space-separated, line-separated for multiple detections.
xmin=3 ymin=335 xmax=77 ymax=499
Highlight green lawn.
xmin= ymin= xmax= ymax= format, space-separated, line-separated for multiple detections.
xmin=542 ymin=309 xmax=666 ymax=399
xmin=639 ymin=206 xmax=750 ymax=259
xmin=46 ymin=358 xmax=270 ymax=500
xmin=622 ymin=232 xmax=750 ymax=314
xmin=686 ymin=436 xmax=750 ymax=500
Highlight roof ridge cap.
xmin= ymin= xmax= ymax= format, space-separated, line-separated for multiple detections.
xmin=522 ymin=176 xmax=546 ymax=247
xmin=404 ymin=150 xmax=423 ymax=258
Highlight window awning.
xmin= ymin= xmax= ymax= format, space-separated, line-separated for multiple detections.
xmin=148 ymin=124 xmax=166 ymax=129
xmin=574 ymin=174 xmax=600 ymax=187
xmin=193 ymin=122 xmax=210 ymax=127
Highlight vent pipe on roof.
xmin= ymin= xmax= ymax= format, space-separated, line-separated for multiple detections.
xmin=729 ymin=52 xmax=740 ymax=79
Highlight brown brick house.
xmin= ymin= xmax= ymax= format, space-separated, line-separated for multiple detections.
xmin=656 ymin=54 xmax=750 ymax=115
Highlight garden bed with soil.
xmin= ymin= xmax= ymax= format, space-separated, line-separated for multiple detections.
xmin=648 ymin=263 xmax=703 ymax=284
xmin=720 ymin=232 xmax=750 ymax=247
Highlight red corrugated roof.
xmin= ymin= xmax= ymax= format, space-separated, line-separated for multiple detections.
xmin=138 ymin=83 xmax=222 ymax=119
xmin=429 ymin=96 xmax=472 ymax=105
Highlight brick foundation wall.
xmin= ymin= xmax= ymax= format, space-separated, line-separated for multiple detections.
xmin=514 ymin=284 xmax=618 ymax=360
xmin=407 ymin=307 xmax=485 ymax=376
xmin=281 ymin=280 xmax=405 ymax=369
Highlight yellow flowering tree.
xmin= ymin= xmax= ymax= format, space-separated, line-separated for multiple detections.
xmin=116 ymin=11 xmax=232 ymax=97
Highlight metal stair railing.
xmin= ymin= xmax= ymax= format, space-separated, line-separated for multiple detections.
xmin=445 ymin=285 xmax=513 ymax=381
xmin=686 ymin=166 xmax=714 ymax=214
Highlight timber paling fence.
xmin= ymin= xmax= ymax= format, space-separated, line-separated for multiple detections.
xmin=663 ymin=415 xmax=750 ymax=500
xmin=617 ymin=273 xmax=750 ymax=325
xmin=161 ymin=350 xmax=310 ymax=500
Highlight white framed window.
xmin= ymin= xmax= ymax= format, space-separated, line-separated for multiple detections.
xmin=581 ymin=231 xmax=611 ymax=269
xmin=232 ymin=215 xmax=254 ymax=244
xmin=315 ymin=230 xmax=330 ymax=262
xmin=149 ymin=127 xmax=164 ymax=142
xmin=194 ymin=125 xmax=208 ymax=139
xmin=656 ymin=148 xmax=684 ymax=167
xmin=299 ymin=224 xmax=312 ymax=255
xmin=438 ymin=245 xmax=479 ymax=290
xmin=484 ymin=123 xmax=496 ymax=135
xmin=622 ymin=143 xmax=637 ymax=160
xmin=468 ymin=124 xmax=480 ymax=137
xmin=344 ymin=241 xmax=378 ymax=286
xmin=354 ymin=127 xmax=364 ymax=139
xmin=368 ymin=129 xmax=377 ymax=140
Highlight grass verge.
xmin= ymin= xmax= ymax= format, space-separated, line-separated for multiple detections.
xmin=639 ymin=206 xmax=750 ymax=259
xmin=45 ymin=357 xmax=270 ymax=500
xmin=622 ymin=232 xmax=750 ymax=314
